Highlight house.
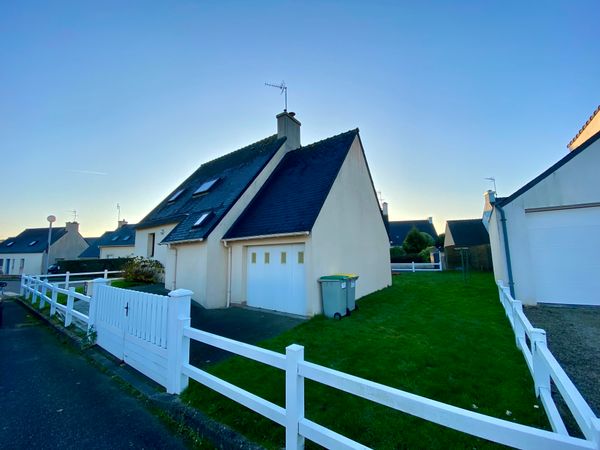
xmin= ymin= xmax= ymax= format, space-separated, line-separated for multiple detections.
xmin=444 ymin=219 xmax=492 ymax=271
xmin=94 ymin=221 xmax=136 ymax=259
xmin=135 ymin=111 xmax=391 ymax=315
xmin=388 ymin=218 xmax=438 ymax=247
xmin=78 ymin=237 xmax=101 ymax=259
xmin=484 ymin=106 xmax=600 ymax=306
xmin=0 ymin=222 xmax=88 ymax=275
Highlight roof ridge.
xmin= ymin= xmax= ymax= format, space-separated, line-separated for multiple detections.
xmin=297 ymin=128 xmax=359 ymax=151
xmin=199 ymin=134 xmax=280 ymax=168
xmin=568 ymin=104 xmax=600 ymax=148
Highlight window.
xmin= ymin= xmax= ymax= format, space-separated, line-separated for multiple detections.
xmin=147 ymin=233 xmax=155 ymax=257
xmin=111 ymin=236 xmax=119 ymax=241
xmin=298 ymin=251 xmax=304 ymax=264
xmin=168 ymin=189 xmax=185 ymax=203
xmin=28 ymin=240 xmax=38 ymax=246
xmin=281 ymin=252 xmax=287 ymax=264
xmin=251 ymin=252 xmax=256 ymax=264
xmin=122 ymin=236 xmax=131 ymax=241
xmin=193 ymin=178 xmax=219 ymax=195
xmin=264 ymin=252 xmax=270 ymax=264
xmin=192 ymin=212 xmax=210 ymax=228
xmin=6 ymin=241 xmax=14 ymax=247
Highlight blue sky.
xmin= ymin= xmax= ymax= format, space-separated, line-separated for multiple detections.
xmin=1 ymin=1 xmax=598 ymax=238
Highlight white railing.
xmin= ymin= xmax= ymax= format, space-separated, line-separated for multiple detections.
xmin=391 ymin=261 xmax=442 ymax=272
xmin=497 ymin=281 xmax=600 ymax=442
xmin=26 ymin=270 xmax=123 ymax=290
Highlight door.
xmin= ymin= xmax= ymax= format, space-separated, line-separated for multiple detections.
xmin=527 ymin=206 xmax=600 ymax=305
xmin=246 ymin=244 xmax=306 ymax=315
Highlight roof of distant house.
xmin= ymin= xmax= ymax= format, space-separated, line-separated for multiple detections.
xmin=96 ymin=224 xmax=137 ymax=248
xmin=0 ymin=227 xmax=67 ymax=254
xmin=224 ymin=129 xmax=359 ymax=240
xmin=78 ymin=237 xmax=101 ymax=258
xmin=138 ymin=135 xmax=287 ymax=244
xmin=388 ymin=220 xmax=438 ymax=247
xmin=445 ymin=219 xmax=489 ymax=247
xmin=568 ymin=105 xmax=600 ymax=149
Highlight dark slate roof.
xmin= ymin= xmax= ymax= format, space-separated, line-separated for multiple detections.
xmin=446 ymin=219 xmax=489 ymax=247
xmin=388 ymin=220 xmax=438 ymax=246
xmin=138 ymin=135 xmax=286 ymax=244
xmin=224 ymin=129 xmax=359 ymax=240
xmin=78 ymin=237 xmax=101 ymax=258
xmin=0 ymin=227 xmax=67 ymax=254
xmin=497 ymin=129 xmax=600 ymax=208
xmin=96 ymin=224 xmax=137 ymax=248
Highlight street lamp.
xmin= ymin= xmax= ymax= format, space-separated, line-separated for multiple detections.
xmin=46 ymin=215 xmax=56 ymax=274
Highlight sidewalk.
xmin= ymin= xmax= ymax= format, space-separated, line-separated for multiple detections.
xmin=0 ymin=299 xmax=189 ymax=450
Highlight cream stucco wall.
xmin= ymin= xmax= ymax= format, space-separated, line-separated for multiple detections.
xmin=99 ymin=245 xmax=135 ymax=259
xmin=170 ymin=241 xmax=207 ymax=305
xmin=1 ymin=253 xmax=44 ymax=275
xmin=134 ymin=223 xmax=177 ymax=266
xmin=487 ymin=137 xmax=600 ymax=305
xmin=49 ymin=226 xmax=89 ymax=264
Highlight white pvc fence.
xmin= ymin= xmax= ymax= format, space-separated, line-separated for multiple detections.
xmin=497 ymin=281 xmax=600 ymax=444
xmin=391 ymin=261 xmax=442 ymax=272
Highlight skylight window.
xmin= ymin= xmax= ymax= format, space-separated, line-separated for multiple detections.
xmin=122 ymin=236 xmax=131 ymax=241
xmin=192 ymin=212 xmax=211 ymax=228
xmin=168 ymin=189 xmax=185 ymax=203
xmin=6 ymin=241 xmax=14 ymax=247
xmin=193 ymin=178 xmax=219 ymax=196
xmin=111 ymin=236 xmax=119 ymax=241
xmin=28 ymin=240 xmax=38 ymax=246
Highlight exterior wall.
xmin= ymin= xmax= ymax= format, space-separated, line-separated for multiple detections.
xmin=487 ymin=137 xmax=600 ymax=305
xmin=99 ymin=245 xmax=135 ymax=259
xmin=0 ymin=253 xmax=44 ymax=275
xmin=171 ymin=241 xmax=207 ymax=305
xmin=308 ymin=136 xmax=392 ymax=315
xmin=134 ymin=224 xmax=177 ymax=266
xmin=49 ymin=228 xmax=89 ymax=265
xmin=443 ymin=223 xmax=455 ymax=247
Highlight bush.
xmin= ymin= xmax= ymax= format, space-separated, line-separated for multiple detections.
xmin=391 ymin=252 xmax=426 ymax=263
xmin=122 ymin=257 xmax=164 ymax=283
xmin=418 ymin=246 xmax=436 ymax=263
xmin=402 ymin=227 xmax=432 ymax=254
xmin=58 ymin=258 xmax=132 ymax=274
xmin=390 ymin=246 xmax=406 ymax=260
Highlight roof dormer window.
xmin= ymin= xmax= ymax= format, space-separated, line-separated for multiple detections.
xmin=168 ymin=189 xmax=185 ymax=203
xmin=6 ymin=241 xmax=14 ymax=247
xmin=111 ymin=236 xmax=119 ymax=241
xmin=28 ymin=240 xmax=38 ymax=246
xmin=193 ymin=178 xmax=219 ymax=196
xmin=192 ymin=212 xmax=211 ymax=228
xmin=123 ymin=236 xmax=131 ymax=241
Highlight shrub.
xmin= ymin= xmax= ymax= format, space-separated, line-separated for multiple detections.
xmin=418 ymin=246 xmax=437 ymax=263
xmin=59 ymin=258 xmax=132 ymax=274
xmin=122 ymin=257 xmax=164 ymax=283
xmin=402 ymin=227 xmax=432 ymax=254
xmin=391 ymin=252 xmax=426 ymax=263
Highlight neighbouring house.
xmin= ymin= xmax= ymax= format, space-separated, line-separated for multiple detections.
xmin=135 ymin=111 xmax=391 ymax=316
xmin=484 ymin=106 xmax=600 ymax=306
xmin=388 ymin=218 xmax=438 ymax=247
xmin=78 ymin=237 xmax=101 ymax=259
xmin=0 ymin=222 xmax=89 ymax=275
xmin=444 ymin=219 xmax=492 ymax=271
xmin=94 ymin=221 xmax=136 ymax=259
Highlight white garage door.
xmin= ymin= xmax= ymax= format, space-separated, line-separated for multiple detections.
xmin=246 ymin=244 xmax=306 ymax=315
xmin=527 ymin=207 xmax=600 ymax=305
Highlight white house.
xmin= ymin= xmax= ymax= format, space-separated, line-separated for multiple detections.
xmin=0 ymin=222 xmax=89 ymax=275
xmin=135 ymin=111 xmax=391 ymax=316
xmin=483 ymin=106 xmax=600 ymax=306
xmin=92 ymin=221 xmax=136 ymax=259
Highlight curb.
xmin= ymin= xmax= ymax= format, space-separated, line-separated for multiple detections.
xmin=12 ymin=296 xmax=264 ymax=450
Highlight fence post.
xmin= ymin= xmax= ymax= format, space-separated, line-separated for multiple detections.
xmin=412 ymin=261 xmax=415 ymax=273
xmin=104 ymin=269 xmax=108 ymax=279
xmin=50 ymin=285 xmax=58 ymax=317
xmin=88 ymin=278 xmax=107 ymax=332
xmin=590 ymin=417 xmax=600 ymax=450
xmin=65 ymin=271 xmax=70 ymax=290
xmin=166 ymin=288 xmax=193 ymax=394
xmin=531 ymin=328 xmax=550 ymax=397
xmin=20 ymin=275 xmax=25 ymax=296
xmin=65 ymin=287 xmax=75 ymax=327
xmin=286 ymin=344 xmax=305 ymax=450
xmin=40 ymin=279 xmax=48 ymax=309
xmin=32 ymin=276 xmax=40 ymax=304
xmin=512 ymin=300 xmax=525 ymax=350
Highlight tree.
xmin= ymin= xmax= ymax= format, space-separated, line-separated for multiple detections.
xmin=402 ymin=227 xmax=431 ymax=254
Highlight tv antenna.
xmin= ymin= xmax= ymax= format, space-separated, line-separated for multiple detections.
xmin=117 ymin=203 xmax=121 ymax=222
xmin=484 ymin=177 xmax=497 ymax=194
xmin=71 ymin=209 xmax=78 ymax=221
xmin=265 ymin=81 xmax=288 ymax=111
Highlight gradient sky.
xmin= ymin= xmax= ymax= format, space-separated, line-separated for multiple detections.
xmin=1 ymin=1 xmax=598 ymax=239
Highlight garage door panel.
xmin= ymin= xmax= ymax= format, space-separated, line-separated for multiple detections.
xmin=527 ymin=207 xmax=600 ymax=305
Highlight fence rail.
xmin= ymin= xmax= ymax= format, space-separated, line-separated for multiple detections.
xmin=496 ymin=281 xmax=600 ymax=442
xmin=391 ymin=261 xmax=442 ymax=272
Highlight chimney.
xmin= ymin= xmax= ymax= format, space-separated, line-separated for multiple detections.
xmin=66 ymin=222 xmax=79 ymax=234
xmin=118 ymin=219 xmax=128 ymax=229
xmin=428 ymin=216 xmax=433 ymax=224
xmin=382 ymin=202 xmax=390 ymax=235
xmin=276 ymin=111 xmax=301 ymax=151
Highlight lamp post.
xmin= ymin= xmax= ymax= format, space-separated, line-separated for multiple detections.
xmin=46 ymin=215 xmax=56 ymax=274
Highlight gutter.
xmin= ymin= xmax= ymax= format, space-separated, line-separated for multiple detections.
xmin=494 ymin=203 xmax=515 ymax=297
xmin=159 ymin=237 xmax=204 ymax=246
xmin=222 ymin=231 xmax=310 ymax=243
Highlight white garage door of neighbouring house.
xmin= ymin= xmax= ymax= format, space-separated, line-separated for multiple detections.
xmin=246 ymin=244 xmax=306 ymax=315
xmin=527 ymin=206 xmax=600 ymax=305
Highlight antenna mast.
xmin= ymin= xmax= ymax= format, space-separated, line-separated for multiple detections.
xmin=117 ymin=203 xmax=121 ymax=222
xmin=71 ymin=210 xmax=78 ymax=221
xmin=265 ymin=81 xmax=288 ymax=111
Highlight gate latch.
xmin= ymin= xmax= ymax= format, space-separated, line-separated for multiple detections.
xmin=124 ymin=302 xmax=129 ymax=317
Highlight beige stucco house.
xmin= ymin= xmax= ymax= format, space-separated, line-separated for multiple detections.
xmin=0 ymin=222 xmax=88 ymax=275
xmin=483 ymin=106 xmax=600 ymax=306
xmin=135 ymin=111 xmax=391 ymax=316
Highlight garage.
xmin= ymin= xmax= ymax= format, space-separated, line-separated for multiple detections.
xmin=246 ymin=244 xmax=306 ymax=315
xmin=526 ymin=206 xmax=600 ymax=305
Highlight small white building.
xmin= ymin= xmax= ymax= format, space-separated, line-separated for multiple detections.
xmin=95 ymin=221 xmax=136 ymax=259
xmin=483 ymin=106 xmax=600 ymax=306
xmin=135 ymin=111 xmax=391 ymax=316
xmin=0 ymin=222 xmax=88 ymax=275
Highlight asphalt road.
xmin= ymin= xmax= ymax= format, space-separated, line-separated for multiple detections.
xmin=0 ymin=299 xmax=189 ymax=450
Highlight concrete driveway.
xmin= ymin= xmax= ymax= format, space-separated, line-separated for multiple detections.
xmin=189 ymin=304 xmax=305 ymax=367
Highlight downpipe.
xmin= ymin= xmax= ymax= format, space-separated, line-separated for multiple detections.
xmin=496 ymin=204 xmax=515 ymax=298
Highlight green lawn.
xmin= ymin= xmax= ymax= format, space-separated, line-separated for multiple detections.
xmin=182 ymin=272 xmax=548 ymax=448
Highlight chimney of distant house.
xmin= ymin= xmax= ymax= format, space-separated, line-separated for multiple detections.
xmin=66 ymin=222 xmax=79 ymax=234
xmin=118 ymin=219 xmax=128 ymax=229
xmin=382 ymin=202 xmax=390 ymax=235
xmin=277 ymin=111 xmax=301 ymax=151
xmin=428 ymin=216 xmax=433 ymax=224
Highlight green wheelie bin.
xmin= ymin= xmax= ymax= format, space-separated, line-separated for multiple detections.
xmin=318 ymin=275 xmax=348 ymax=319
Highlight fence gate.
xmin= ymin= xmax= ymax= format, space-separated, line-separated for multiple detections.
xmin=94 ymin=284 xmax=170 ymax=386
